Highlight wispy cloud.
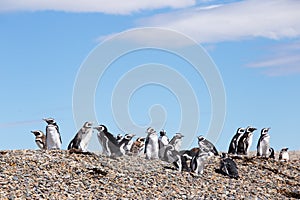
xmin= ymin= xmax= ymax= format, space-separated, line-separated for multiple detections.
xmin=247 ymin=40 xmax=300 ymax=76
xmin=138 ymin=0 xmax=300 ymax=43
xmin=0 ymin=0 xmax=195 ymax=15
xmin=0 ymin=119 xmax=41 ymax=128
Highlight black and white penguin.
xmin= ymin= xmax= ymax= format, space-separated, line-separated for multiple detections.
xmin=118 ymin=133 xmax=135 ymax=155
xmin=158 ymin=130 xmax=169 ymax=159
xmin=43 ymin=118 xmax=62 ymax=150
xmin=130 ymin=137 xmax=146 ymax=156
xmin=116 ymin=134 xmax=123 ymax=143
xmin=279 ymin=147 xmax=289 ymax=161
xmin=144 ymin=127 xmax=159 ymax=159
xmin=269 ymin=147 xmax=275 ymax=159
xmin=257 ymin=127 xmax=271 ymax=157
xmin=94 ymin=125 xmax=122 ymax=157
xmin=190 ymin=150 xmax=210 ymax=175
xmin=218 ymin=153 xmax=239 ymax=179
xmin=179 ymin=147 xmax=201 ymax=172
xmin=228 ymin=128 xmax=245 ymax=155
xmin=67 ymin=121 xmax=93 ymax=152
xmin=31 ymin=130 xmax=46 ymax=150
xmin=237 ymin=126 xmax=257 ymax=155
xmin=197 ymin=135 xmax=219 ymax=156
xmin=168 ymin=133 xmax=184 ymax=152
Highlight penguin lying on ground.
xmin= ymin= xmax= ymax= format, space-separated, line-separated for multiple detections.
xmin=216 ymin=153 xmax=239 ymax=179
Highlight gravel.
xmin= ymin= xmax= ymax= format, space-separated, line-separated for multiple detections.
xmin=0 ymin=150 xmax=299 ymax=199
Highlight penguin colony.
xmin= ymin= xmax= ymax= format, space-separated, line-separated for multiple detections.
xmin=31 ymin=119 xmax=290 ymax=179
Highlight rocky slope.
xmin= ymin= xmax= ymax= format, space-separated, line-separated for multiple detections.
xmin=0 ymin=150 xmax=299 ymax=199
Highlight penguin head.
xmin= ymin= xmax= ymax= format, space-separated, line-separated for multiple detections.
xmin=197 ymin=135 xmax=205 ymax=142
xmin=43 ymin=118 xmax=56 ymax=125
xmin=246 ymin=126 xmax=257 ymax=133
xmin=83 ymin=121 xmax=93 ymax=129
xmin=94 ymin=124 xmax=107 ymax=132
xmin=174 ymin=133 xmax=184 ymax=139
xmin=136 ymin=137 xmax=145 ymax=143
xmin=261 ymin=127 xmax=270 ymax=135
xmin=116 ymin=134 xmax=123 ymax=141
xmin=160 ymin=130 xmax=167 ymax=137
xmin=146 ymin=127 xmax=156 ymax=135
xmin=237 ymin=127 xmax=245 ymax=134
xmin=31 ymin=130 xmax=44 ymax=137
xmin=124 ymin=133 xmax=135 ymax=141
xmin=281 ymin=147 xmax=289 ymax=152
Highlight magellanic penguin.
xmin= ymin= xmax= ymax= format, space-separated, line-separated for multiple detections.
xmin=94 ymin=125 xmax=123 ymax=157
xmin=158 ymin=130 xmax=169 ymax=159
xmin=130 ymin=137 xmax=146 ymax=156
xmin=217 ymin=153 xmax=239 ymax=179
xmin=257 ymin=128 xmax=271 ymax=157
xmin=118 ymin=133 xmax=135 ymax=155
xmin=279 ymin=148 xmax=289 ymax=161
xmin=179 ymin=147 xmax=201 ymax=172
xmin=237 ymin=126 xmax=257 ymax=155
xmin=67 ymin=122 xmax=93 ymax=152
xmin=116 ymin=134 xmax=123 ymax=143
xmin=43 ymin=118 xmax=62 ymax=150
xmin=144 ymin=127 xmax=159 ymax=159
xmin=190 ymin=149 xmax=210 ymax=175
xmin=168 ymin=133 xmax=184 ymax=152
xmin=228 ymin=128 xmax=245 ymax=155
xmin=269 ymin=147 xmax=275 ymax=159
xmin=197 ymin=135 xmax=219 ymax=156
xmin=31 ymin=130 xmax=46 ymax=150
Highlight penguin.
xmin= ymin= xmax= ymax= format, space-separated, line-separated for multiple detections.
xmin=269 ymin=147 xmax=275 ymax=159
xmin=168 ymin=133 xmax=184 ymax=152
xmin=43 ymin=118 xmax=62 ymax=150
xmin=116 ymin=134 xmax=123 ymax=143
xmin=190 ymin=150 xmax=210 ymax=175
xmin=118 ymin=133 xmax=135 ymax=155
xmin=158 ymin=130 xmax=169 ymax=159
xmin=257 ymin=127 xmax=271 ymax=157
xmin=31 ymin=130 xmax=46 ymax=150
xmin=144 ymin=127 xmax=159 ymax=159
xmin=217 ymin=153 xmax=239 ymax=179
xmin=130 ymin=137 xmax=146 ymax=156
xmin=67 ymin=122 xmax=93 ymax=152
xmin=237 ymin=126 xmax=257 ymax=155
xmin=94 ymin=125 xmax=122 ymax=157
xmin=228 ymin=128 xmax=245 ymax=155
xmin=197 ymin=135 xmax=219 ymax=156
xmin=279 ymin=148 xmax=289 ymax=161
xmin=179 ymin=147 xmax=200 ymax=171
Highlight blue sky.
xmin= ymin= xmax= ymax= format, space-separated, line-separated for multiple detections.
xmin=0 ymin=0 xmax=299 ymax=152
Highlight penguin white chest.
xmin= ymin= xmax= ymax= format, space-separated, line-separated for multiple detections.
xmin=260 ymin=135 xmax=270 ymax=156
xmin=146 ymin=134 xmax=159 ymax=159
xmin=46 ymin=125 xmax=61 ymax=149
xmin=80 ymin=129 xmax=93 ymax=152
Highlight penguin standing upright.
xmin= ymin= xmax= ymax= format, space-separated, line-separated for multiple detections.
xmin=168 ymin=133 xmax=184 ymax=152
xmin=228 ymin=128 xmax=245 ymax=155
xmin=43 ymin=118 xmax=62 ymax=150
xmin=31 ymin=130 xmax=46 ymax=150
xmin=158 ymin=130 xmax=169 ymax=159
xmin=279 ymin=148 xmax=289 ymax=161
xmin=257 ymin=127 xmax=271 ymax=157
xmin=144 ymin=127 xmax=159 ymax=159
xmin=94 ymin=125 xmax=122 ymax=157
xmin=190 ymin=149 xmax=209 ymax=175
xmin=197 ymin=135 xmax=219 ymax=156
xmin=237 ymin=126 xmax=257 ymax=155
xmin=68 ymin=122 xmax=93 ymax=152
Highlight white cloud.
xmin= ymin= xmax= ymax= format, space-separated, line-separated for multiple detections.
xmin=139 ymin=0 xmax=300 ymax=43
xmin=0 ymin=0 xmax=195 ymax=14
xmin=247 ymin=40 xmax=300 ymax=76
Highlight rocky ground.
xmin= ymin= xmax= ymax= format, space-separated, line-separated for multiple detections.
xmin=0 ymin=150 xmax=299 ymax=199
